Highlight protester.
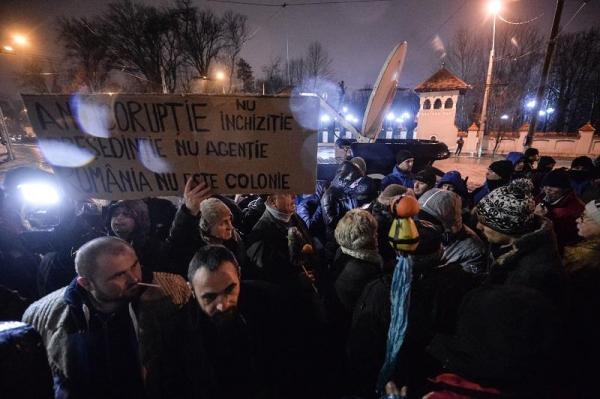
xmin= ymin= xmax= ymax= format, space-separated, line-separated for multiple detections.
xmin=381 ymin=150 xmax=415 ymax=190
xmin=523 ymin=147 xmax=540 ymax=174
xmin=437 ymin=170 xmax=471 ymax=209
xmin=477 ymin=180 xmax=566 ymax=304
xmin=239 ymin=194 xmax=267 ymax=235
xmin=505 ymin=151 xmax=527 ymax=179
xmin=535 ymin=168 xmax=585 ymax=252
xmin=177 ymin=244 xmax=316 ymax=398
xmin=472 ymin=160 xmax=513 ymax=205
xmin=246 ymin=193 xmax=315 ymax=288
xmin=569 ymin=155 xmax=595 ymax=197
xmin=22 ymin=237 xmax=190 ymax=398
xmin=455 ymin=136 xmax=464 ymax=156
xmin=321 ymin=161 xmax=362 ymax=256
xmin=413 ymin=167 xmax=437 ymax=199
xmin=427 ymin=285 xmax=562 ymax=398
xmin=333 ymin=209 xmax=382 ymax=314
xmin=296 ymin=180 xmax=328 ymax=242
xmin=562 ymin=200 xmax=600 ymax=397
xmin=418 ymin=189 xmax=487 ymax=274
xmin=531 ymin=155 xmax=556 ymax=195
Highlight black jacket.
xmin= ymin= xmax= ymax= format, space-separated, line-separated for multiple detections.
xmin=333 ymin=251 xmax=381 ymax=314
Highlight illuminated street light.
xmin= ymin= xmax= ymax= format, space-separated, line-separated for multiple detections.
xmin=386 ymin=112 xmax=395 ymax=121
xmin=342 ymin=106 xmax=348 ymax=113
xmin=547 ymin=107 xmax=555 ymax=114
xmin=12 ymin=34 xmax=29 ymax=47
xmin=320 ymin=114 xmax=330 ymax=123
xmin=345 ymin=114 xmax=355 ymax=122
xmin=395 ymin=117 xmax=403 ymax=124
xmin=215 ymin=71 xmax=225 ymax=80
xmin=402 ymin=112 xmax=411 ymax=120
xmin=526 ymin=100 xmax=536 ymax=109
xmin=501 ymin=114 xmax=509 ymax=120
xmin=487 ymin=0 xmax=502 ymax=15
xmin=538 ymin=110 xmax=546 ymax=117
xmin=3 ymin=45 xmax=14 ymax=52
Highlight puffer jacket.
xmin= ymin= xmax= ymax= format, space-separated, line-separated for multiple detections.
xmin=381 ymin=166 xmax=414 ymax=190
xmin=535 ymin=190 xmax=584 ymax=253
xmin=485 ymin=216 xmax=566 ymax=305
xmin=22 ymin=273 xmax=191 ymax=399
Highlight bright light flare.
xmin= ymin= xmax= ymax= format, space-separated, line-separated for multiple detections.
xmin=342 ymin=106 xmax=348 ymax=113
xmin=18 ymin=183 xmax=60 ymax=205
xmin=386 ymin=112 xmax=395 ymax=121
xmin=526 ymin=100 xmax=536 ymax=109
xmin=345 ymin=114 xmax=355 ymax=122
xmin=487 ymin=0 xmax=502 ymax=15
xmin=501 ymin=114 xmax=509 ymax=120
xmin=215 ymin=71 xmax=225 ymax=80
xmin=538 ymin=110 xmax=546 ymax=117
xmin=320 ymin=114 xmax=330 ymax=123
xmin=12 ymin=34 xmax=29 ymax=46
xmin=402 ymin=112 xmax=411 ymax=120
xmin=2 ymin=45 xmax=14 ymax=52
xmin=547 ymin=107 xmax=555 ymax=114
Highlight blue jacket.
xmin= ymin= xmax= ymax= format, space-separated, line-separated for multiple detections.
xmin=472 ymin=183 xmax=490 ymax=205
xmin=438 ymin=171 xmax=470 ymax=208
xmin=381 ymin=166 xmax=415 ymax=190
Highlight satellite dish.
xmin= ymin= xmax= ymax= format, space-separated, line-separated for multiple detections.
xmin=361 ymin=41 xmax=408 ymax=142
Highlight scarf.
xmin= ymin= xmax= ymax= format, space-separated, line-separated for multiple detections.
xmin=266 ymin=203 xmax=293 ymax=223
xmin=340 ymin=246 xmax=382 ymax=265
xmin=377 ymin=255 xmax=413 ymax=392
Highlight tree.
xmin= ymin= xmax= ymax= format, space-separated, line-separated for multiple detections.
xmin=56 ymin=17 xmax=110 ymax=92
xmin=288 ymin=57 xmax=305 ymax=86
xmin=101 ymin=0 xmax=184 ymax=93
xmin=178 ymin=1 xmax=225 ymax=81
xmin=17 ymin=58 xmax=63 ymax=94
xmin=222 ymin=11 xmax=249 ymax=93
xmin=236 ymin=58 xmax=254 ymax=93
xmin=257 ymin=58 xmax=285 ymax=94
xmin=547 ymin=28 xmax=600 ymax=132
xmin=304 ymin=41 xmax=332 ymax=89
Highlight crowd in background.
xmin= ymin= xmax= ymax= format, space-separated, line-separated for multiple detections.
xmin=1 ymin=146 xmax=600 ymax=398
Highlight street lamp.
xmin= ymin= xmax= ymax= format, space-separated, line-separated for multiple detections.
xmin=477 ymin=0 xmax=502 ymax=157
xmin=12 ymin=34 xmax=29 ymax=47
xmin=215 ymin=70 xmax=226 ymax=94
xmin=501 ymin=114 xmax=509 ymax=120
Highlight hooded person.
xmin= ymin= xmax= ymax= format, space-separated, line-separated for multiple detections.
xmin=569 ymin=156 xmax=594 ymax=197
xmin=437 ymin=171 xmax=471 ymax=209
xmin=477 ymin=180 xmax=566 ymax=304
xmin=505 ymin=151 xmax=527 ymax=179
xmin=413 ymin=167 xmax=437 ymax=199
xmin=523 ymin=147 xmax=540 ymax=173
xmin=296 ymin=180 xmax=328 ymax=243
xmin=381 ymin=150 xmax=415 ymax=190
xmin=106 ymin=200 xmax=170 ymax=273
xmin=472 ymin=160 xmax=513 ymax=205
xmin=426 ymin=285 xmax=562 ymax=398
xmin=418 ymin=189 xmax=487 ymax=275
xmin=532 ymin=155 xmax=556 ymax=195
xmin=535 ymin=169 xmax=585 ymax=253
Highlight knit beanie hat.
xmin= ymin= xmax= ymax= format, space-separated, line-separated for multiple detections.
xmin=476 ymin=180 xmax=535 ymax=235
xmin=415 ymin=167 xmax=436 ymax=187
xmin=537 ymin=156 xmax=556 ymax=171
xmin=489 ymin=160 xmax=513 ymax=181
xmin=199 ymin=198 xmax=232 ymax=232
xmin=395 ymin=150 xmax=414 ymax=165
xmin=585 ymin=200 xmax=600 ymax=226
xmin=571 ymin=156 xmax=594 ymax=171
xmin=378 ymin=184 xmax=409 ymax=206
xmin=524 ymin=147 xmax=539 ymax=159
xmin=350 ymin=157 xmax=367 ymax=175
xmin=541 ymin=169 xmax=571 ymax=189
xmin=334 ymin=209 xmax=378 ymax=251
xmin=418 ymin=188 xmax=462 ymax=233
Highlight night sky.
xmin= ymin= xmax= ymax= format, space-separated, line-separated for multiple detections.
xmin=1 ymin=0 xmax=599 ymax=99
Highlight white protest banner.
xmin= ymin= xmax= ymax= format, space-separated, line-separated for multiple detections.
xmin=21 ymin=94 xmax=319 ymax=200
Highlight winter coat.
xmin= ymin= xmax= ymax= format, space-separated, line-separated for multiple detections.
xmin=370 ymin=200 xmax=397 ymax=267
xmin=321 ymin=185 xmax=357 ymax=256
xmin=172 ymin=280 xmax=316 ymax=399
xmin=332 ymin=250 xmax=381 ymax=314
xmin=297 ymin=181 xmax=328 ymax=242
xmin=485 ymin=216 xmax=566 ymax=305
xmin=536 ymin=191 xmax=584 ymax=252
xmin=381 ymin=166 xmax=415 ymax=191
xmin=240 ymin=197 xmax=266 ymax=235
xmin=245 ymin=209 xmax=307 ymax=286
xmin=441 ymin=226 xmax=488 ymax=275
xmin=438 ymin=171 xmax=470 ymax=209
xmin=166 ymin=204 xmax=248 ymax=277
xmin=22 ymin=273 xmax=191 ymax=399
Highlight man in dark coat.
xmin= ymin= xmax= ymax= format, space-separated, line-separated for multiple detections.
xmin=477 ymin=180 xmax=566 ymax=305
xmin=176 ymin=245 xmax=315 ymax=398
xmin=472 ymin=160 xmax=513 ymax=205
xmin=381 ymin=150 xmax=415 ymax=190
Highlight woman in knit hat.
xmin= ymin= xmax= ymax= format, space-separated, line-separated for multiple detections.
xmin=476 ymin=181 xmax=565 ymax=305
xmin=333 ymin=209 xmax=382 ymax=314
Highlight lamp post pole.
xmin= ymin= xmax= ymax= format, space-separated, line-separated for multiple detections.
xmin=477 ymin=6 xmax=497 ymax=158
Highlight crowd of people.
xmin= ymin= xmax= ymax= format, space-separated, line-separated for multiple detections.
xmin=1 ymin=147 xmax=600 ymax=398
